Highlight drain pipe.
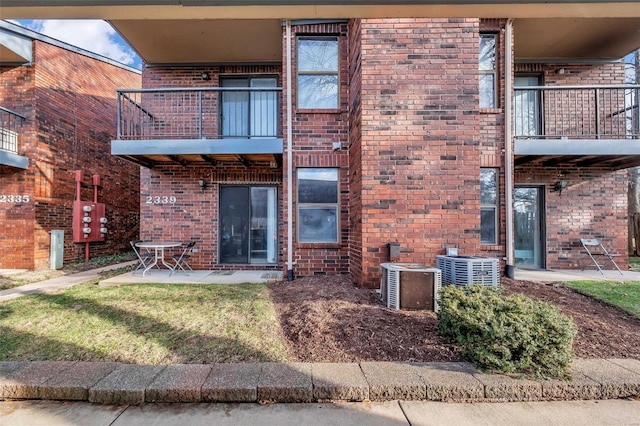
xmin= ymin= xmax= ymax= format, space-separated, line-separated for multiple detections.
xmin=504 ymin=19 xmax=515 ymax=279
xmin=285 ymin=19 xmax=294 ymax=281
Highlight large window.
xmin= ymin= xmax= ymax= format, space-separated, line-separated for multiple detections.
xmin=479 ymin=34 xmax=497 ymax=109
xmin=297 ymin=37 xmax=339 ymax=109
xmin=480 ymin=168 xmax=498 ymax=245
xmin=297 ymin=168 xmax=339 ymax=243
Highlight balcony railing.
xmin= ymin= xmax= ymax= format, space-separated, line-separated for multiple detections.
xmin=0 ymin=106 xmax=26 ymax=154
xmin=514 ymin=85 xmax=640 ymax=139
xmin=116 ymin=87 xmax=282 ymax=141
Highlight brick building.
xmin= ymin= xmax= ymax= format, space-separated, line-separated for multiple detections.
xmin=4 ymin=2 xmax=639 ymax=287
xmin=0 ymin=21 xmax=141 ymax=270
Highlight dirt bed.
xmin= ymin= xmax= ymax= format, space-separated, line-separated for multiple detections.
xmin=269 ymin=275 xmax=640 ymax=362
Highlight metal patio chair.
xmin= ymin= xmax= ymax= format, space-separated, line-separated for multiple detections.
xmin=580 ymin=238 xmax=623 ymax=275
xmin=171 ymin=240 xmax=196 ymax=275
xmin=130 ymin=240 xmax=155 ymax=275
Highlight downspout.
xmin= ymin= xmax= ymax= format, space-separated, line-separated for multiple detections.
xmin=504 ymin=19 xmax=515 ymax=279
xmin=286 ymin=19 xmax=294 ymax=281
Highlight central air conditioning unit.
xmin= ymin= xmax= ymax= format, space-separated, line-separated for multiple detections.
xmin=436 ymin=255 xmax=499 ymax=287
xmin=379 ymin=263 xmax=442 ymax=311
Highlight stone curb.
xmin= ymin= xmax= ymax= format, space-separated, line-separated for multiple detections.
xmin=1 ymin=359 xmax=639 ymax=405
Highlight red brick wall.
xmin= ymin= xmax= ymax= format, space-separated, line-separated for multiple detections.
xmin=283 ymin=22 xmax=351 ymax=277
xmin=0 ymin=40 xmax=141 ymax=269
xmin=355 ymin=18 xmax=481 ymax=287
xmin=479 ymin=19 xmax=507 ymax=261
xmin=348 ymin=19 xmax=364 ymax=285
xmin=140 ymin=165 xmax=283 ymax=270
xmin=139 ymin=64 xmax=284 ymax=270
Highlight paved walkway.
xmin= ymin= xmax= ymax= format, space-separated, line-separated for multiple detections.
xmin=2 ymin=399 xmax=639 ymax=426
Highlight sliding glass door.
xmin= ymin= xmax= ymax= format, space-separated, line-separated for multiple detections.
xmin=220 ymin=186 xmax=277 ymax=264
xmin=221 ymin=77 xmax=278 ymax=139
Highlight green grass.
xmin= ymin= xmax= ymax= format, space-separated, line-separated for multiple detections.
xmin=564 ymin=280 xmax=640 ymax=318
xmin=628 ymin=256 xmax=640 ymax=270
xmin=0 ymin=281 xmax=290 ymax=364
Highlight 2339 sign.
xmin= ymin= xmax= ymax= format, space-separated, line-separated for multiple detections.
xmin=145 ymin=195 xmax=177 ymax=205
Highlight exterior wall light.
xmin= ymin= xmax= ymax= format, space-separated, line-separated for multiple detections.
xmin=198 ymin=179 xmax=208 ymax=191
xmin=552 ymin=180 xmax=568 ymax=195
xmin=201 ymin=72 xmax=210 ymax=81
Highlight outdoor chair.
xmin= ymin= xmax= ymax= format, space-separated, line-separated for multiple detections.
xmin=580 ymin=238 xmax=623 ymax=275
xmin=171 ymin=240 xmax=196 ymax=275
xmin=130 ymin=240 xmax=155 ymax=275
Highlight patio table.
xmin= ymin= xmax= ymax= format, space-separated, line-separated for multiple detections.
xmin=135 ymin=241 xmax=182 ymax=276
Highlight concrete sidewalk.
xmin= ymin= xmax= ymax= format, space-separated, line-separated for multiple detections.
xmin=1 ymin=359 xmax=639 ymax=406
xmin=2 ymin=399 xmax=639 ymax=426
xmin=0 ymin=261 xmax=138 ymax=302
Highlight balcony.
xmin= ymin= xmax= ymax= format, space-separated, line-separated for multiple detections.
xmin=0 ymin=106 xmax=28 ymax=169
xmin=514 ymin=85 xmax=640 ymax=170
xmin=111 ymin=87 xmax=283 ymax=168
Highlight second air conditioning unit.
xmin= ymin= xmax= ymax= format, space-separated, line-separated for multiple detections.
xmin=380 ymin=263 xmax=442 ymax=311
xmin=436 ymin=255 xmax=500 ymax=287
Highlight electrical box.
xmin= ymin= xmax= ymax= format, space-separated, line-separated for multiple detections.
xmin=50 ymin=230 xmax=64 ymax=270
xmin=72 ymin=201 xmax=107 ymax=243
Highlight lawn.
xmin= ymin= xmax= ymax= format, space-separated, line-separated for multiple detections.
xmin=0 ymin=281 xmax=289 ymax=364
xmin=564 ymin=280 xmax=640 ymax=318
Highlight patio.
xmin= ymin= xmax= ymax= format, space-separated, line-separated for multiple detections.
xmin=514 ymin=268 xmax=640 ymax=283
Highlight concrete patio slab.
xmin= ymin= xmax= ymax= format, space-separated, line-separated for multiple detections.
xmin=0 ymin=361 xmax=76 ymax=399
xmin=360 ymin=362 xmax=426 ymax=401
xmin=145 ymin=364 xmax=212 ymax=403
xmin=89 ymin=364 xmax=166 ymax=405
xmin=514 ymin=268 xmax=640 ymax=283
xmin=258 ymin=362 xmax=313 ymax=403
xmin=473 ymin=372 xmax=543 ymax=401
xmin=201 ymin=363 xmax=262 ymax=402
xmin=571 ymin=358 xmax=640 ymax=398
xmin=312 ymin=362 xmax=369 ymax=401
xmin=38 ymin=362 xmax=119 ymax=401
xmin=412 ymin=362 xmax=484 ymax=401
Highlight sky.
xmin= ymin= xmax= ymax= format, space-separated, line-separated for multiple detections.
xmin=11 ymin=19 xmax=142 ymax=70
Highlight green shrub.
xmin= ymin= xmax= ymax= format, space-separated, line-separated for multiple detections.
xmin=437 ymin=285 xmax=577 ymax=379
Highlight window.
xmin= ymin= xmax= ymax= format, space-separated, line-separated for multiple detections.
xmin=479 ymin=34 xmax=497 ymax=109
xmin=514 ymin=75 xmax=542 ymax=137
xmin=480 ymin=168 xmax=498 ymax=245
xmin=297 ymin=168 xmax=339 ymax=243
xmin=297 ymin=37 xmax=339 ymax=109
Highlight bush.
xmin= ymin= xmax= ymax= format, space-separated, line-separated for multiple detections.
xmin=437 ymin=285 xmax=577 ymax=379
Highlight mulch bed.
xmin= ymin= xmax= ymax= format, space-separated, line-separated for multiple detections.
xmin=268 ymin=275 xmax=640 ymax=362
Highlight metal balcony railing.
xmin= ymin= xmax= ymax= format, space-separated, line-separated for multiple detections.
xmin=116 ymin=87 xmax=283 ymax=141
xmin=0 ymin=106 xmax=26 ymax=154
xmin=514 ymin=85 xmax=640 ymax=139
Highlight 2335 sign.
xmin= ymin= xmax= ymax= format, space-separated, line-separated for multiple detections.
xmin=0 ymin=195 xmax=30 ymax=203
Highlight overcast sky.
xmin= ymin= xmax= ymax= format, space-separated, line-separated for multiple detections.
xmin=12 ymin=19 xmax=142 ymax=69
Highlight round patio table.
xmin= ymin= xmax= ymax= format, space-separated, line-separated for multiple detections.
xmin=135 ymin=241 xmax=182 ymax=276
